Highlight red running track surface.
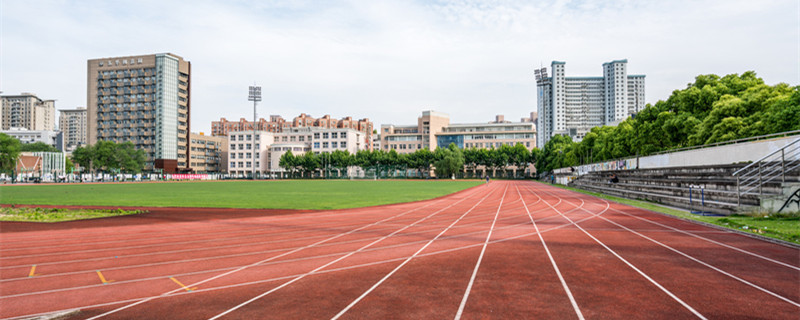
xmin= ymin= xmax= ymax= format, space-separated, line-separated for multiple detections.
xmin=1 ymin=181 xmax=798 ymax=319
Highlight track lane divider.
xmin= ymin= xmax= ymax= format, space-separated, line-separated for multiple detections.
xmin=208 ymin=181 xmax=497 ymax=320
xmin=331 ymin=181 xmax=504 ymax=319
xmin=516 ymin=184 xmax=584 ymax=320
xmin=85 ymin=185 xmax=484 ymax=320
xmin=529 ymin=183 xmax=708 ymax=320
xmin=455 ymin=183 xmax=510 ymax=320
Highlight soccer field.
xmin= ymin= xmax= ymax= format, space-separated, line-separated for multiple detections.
xmin=0 ymin=180 xmax=482 ymax=210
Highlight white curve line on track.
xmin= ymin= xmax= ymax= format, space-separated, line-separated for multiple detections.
xmin=454 ymin=184 xmax=509 ymax=320
xmin=3 ymin=185 xmax=614 ymax=320
xmin=609 ymin=207 xmax=800 ymax=271
xmin=1 ymin=198 xmax=573 ymax=296
xmin=329 ymin=180 xmax=506 ymax=320
xmin=1 ymin=206 xmax=551 ymax=279
xmin=82 ymin=187 xmax=465 ymax=320
xmin=516 ymin=184 xmax=584 ymax=320
xmin=207 ymin=181 xmax=493 ymax=320
xmin=596 ymin=214 xmax=800 ymax=308
xmin=531 ymin=184 xmax=707 ymax=320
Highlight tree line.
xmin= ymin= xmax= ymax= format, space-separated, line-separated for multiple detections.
xmin=536 ymin=71 xmax=800 ymax=173
xmin=278 ymin=143 xmax=536 ymax=178
xmin=72 ymin=141 xmax=146 ymax=174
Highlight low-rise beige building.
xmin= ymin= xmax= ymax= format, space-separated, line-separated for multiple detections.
xmin=189 ymin=133 xmax=227 ymax=173
xmin=382 ymin=111 xmax=537 ymax=152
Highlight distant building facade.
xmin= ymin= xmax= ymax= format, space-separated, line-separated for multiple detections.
xmin=381 ymin=111 xmax=537 ymax=154
xmin=1 ymin=93 xmax=56 ymax=131
xmin=189 ymin=133 xmax=228 ymax=173
xmin=59 ymin=107 xmax=87 ymax=152
xmin=227 ymin=127 xmax=366 ymax=177
xmin=87 ymin=53 xmax=191 ymax=173
xmin=212 ymin=113 xmax=374 ymax=150
xmin=535 ymin=59 xmax=645 ymax=147
xmin=1 ymin=128 xmax=63 ymax=151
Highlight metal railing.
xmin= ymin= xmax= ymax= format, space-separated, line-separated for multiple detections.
xmin=652 ymin=130 xmax=800 ymax=156
xmin=733 ymin=136 xmax=800 ymax=205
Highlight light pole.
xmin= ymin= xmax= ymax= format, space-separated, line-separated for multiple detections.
xmin=248 ymin=85 xmax=261 ymax=180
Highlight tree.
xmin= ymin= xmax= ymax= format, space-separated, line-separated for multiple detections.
xmin=0 ymin=133 xmax=21 ymax=176
xmin=70 ymin=141 xmax=146 ymax=174
xmin=279 ymin=150 xmax=297 ymax=178
xmin=19 ymin=142 xmax=58 ymax=152
xmin=433 ymin=143 xmax=464 ymax=179
xmin=407 ymin=148 xmax=433 ymax=178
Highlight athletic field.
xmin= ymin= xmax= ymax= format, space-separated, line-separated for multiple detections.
xmin=0 ymin=180 xmax=481 ymax=210
xmin=1 ymin=180 xmax=797 ymax=319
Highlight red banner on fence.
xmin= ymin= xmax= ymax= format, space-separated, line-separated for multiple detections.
xmin=170 ymin=174 xmax=208 ymax=180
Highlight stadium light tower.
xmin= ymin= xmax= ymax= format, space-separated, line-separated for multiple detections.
xmin=248 ymin=85 xmax=262 ymax=180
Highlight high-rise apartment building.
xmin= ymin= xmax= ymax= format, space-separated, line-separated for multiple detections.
xmin=212 ymin=114 xmax=374 ymax=150
xmin=535 ymin=59 xmax=645 ymax=147
xmin=1 ymin=93 xmax=56 ymax=131
xmin=59 ymin=107 xmax=87 ymax=152
xmin=87 ymin=53 xmax=191 ymax=173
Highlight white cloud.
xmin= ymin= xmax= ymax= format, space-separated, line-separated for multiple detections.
xmin=1 ymin=0 xmax=797 ymax=134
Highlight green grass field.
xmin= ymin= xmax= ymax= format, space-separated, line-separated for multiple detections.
xmin=0 ymin=180 xmax=481 ymax=210
xmin=0 ymin=207 xmax=146 ymax=222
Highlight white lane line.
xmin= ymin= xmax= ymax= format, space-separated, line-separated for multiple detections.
xmin=5 ymin=201 xmax=607 ymax=320
xmin=84 ymin=187 xmax=470 ymax=320
xmin=609 ymin=206 xmax=800 ymax=271
xmin=530 ymin=184 xmax=707 ymax=320
xmin=330 ymin=181 xmax=505 ymax=319
xmin=590 ymin=212 xmax=800 ymax=308
xmin=454 ymin=184 xmax=509 ymax=320
xmin=516 ymin=184 xmax=584 ymax=320
xmin=207 ymin=182 xmax=491 ymax=320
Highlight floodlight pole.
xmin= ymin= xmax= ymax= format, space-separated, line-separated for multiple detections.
xmin=248 ymin=85 xmax=262 ymax=180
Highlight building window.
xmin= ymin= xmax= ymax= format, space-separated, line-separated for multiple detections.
xmin=331 ymin=132 xmax=338 ymax=139
xmin=322 ymin=142 xmax=329 ymax=148
xmin=331 ymin=142 xmax=338 ymax=148
xmin=323 ymin=132 xmax=329 ymax=139
xmin=298 ymin=136 xmax=304 ymax=142
xmin=314 ymin=142 xmax=320 ymax=148
xmin=341 ymin=132 xmax=347 ymax=138
xmin=341 ymin=142 xmax=346 ymax=148
xmin=246 ymin=144 xmax=252 ymax=150
xmin=314 ymin=133 xmax=320 ymax=139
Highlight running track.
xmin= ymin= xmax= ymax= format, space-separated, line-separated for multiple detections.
xmin=1 ymin=181 xmax=798 ymax=319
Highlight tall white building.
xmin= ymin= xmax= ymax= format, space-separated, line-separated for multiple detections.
xmin=535 ymin=59 xmax=645 ymax=147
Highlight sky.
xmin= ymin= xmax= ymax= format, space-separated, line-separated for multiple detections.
xmin=1 ymin=0 xmax=798 ymax=133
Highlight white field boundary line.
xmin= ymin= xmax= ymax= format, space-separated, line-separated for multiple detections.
xmin=0 ymin=193 xmax=452 ymax=246
xmin=82 ymin=185 xmax=477 ymax=320
xmin=2 ymin=205 xmax=570 ymax=301
xmin=516 ymin=184 xmax=584 ymax=320
xmin=0 ymin=199 xmax=563 ymax=288
xmin=594 ymin=212 xmax=800 ymax=308
xmin=529 ymin=184 xmax=707 ymax=320
xmin=330 ymin=182 xmax=518 ymax=319
xmin=206 ymin=182 xmax=498 ymax=320
xmin=454 ymin=184 xmax=510 ymax=320
xmin=608 ymin=207 xmax=800 ymax=271
xmin=0 ymin=214 xmax=434 ymax=262
xmin=0 ymin=205 xmax=408 ymax=246
xmin=3 ymin=196 xmax=608 ymax=320
xmin=0 ymin=209 xmax=424 ymax=254
xmin=0 ymin=215 xmax=393 ymax=254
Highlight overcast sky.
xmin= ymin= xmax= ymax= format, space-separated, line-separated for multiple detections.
xmin=1 ymin=0 xmax=798 ymax=133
